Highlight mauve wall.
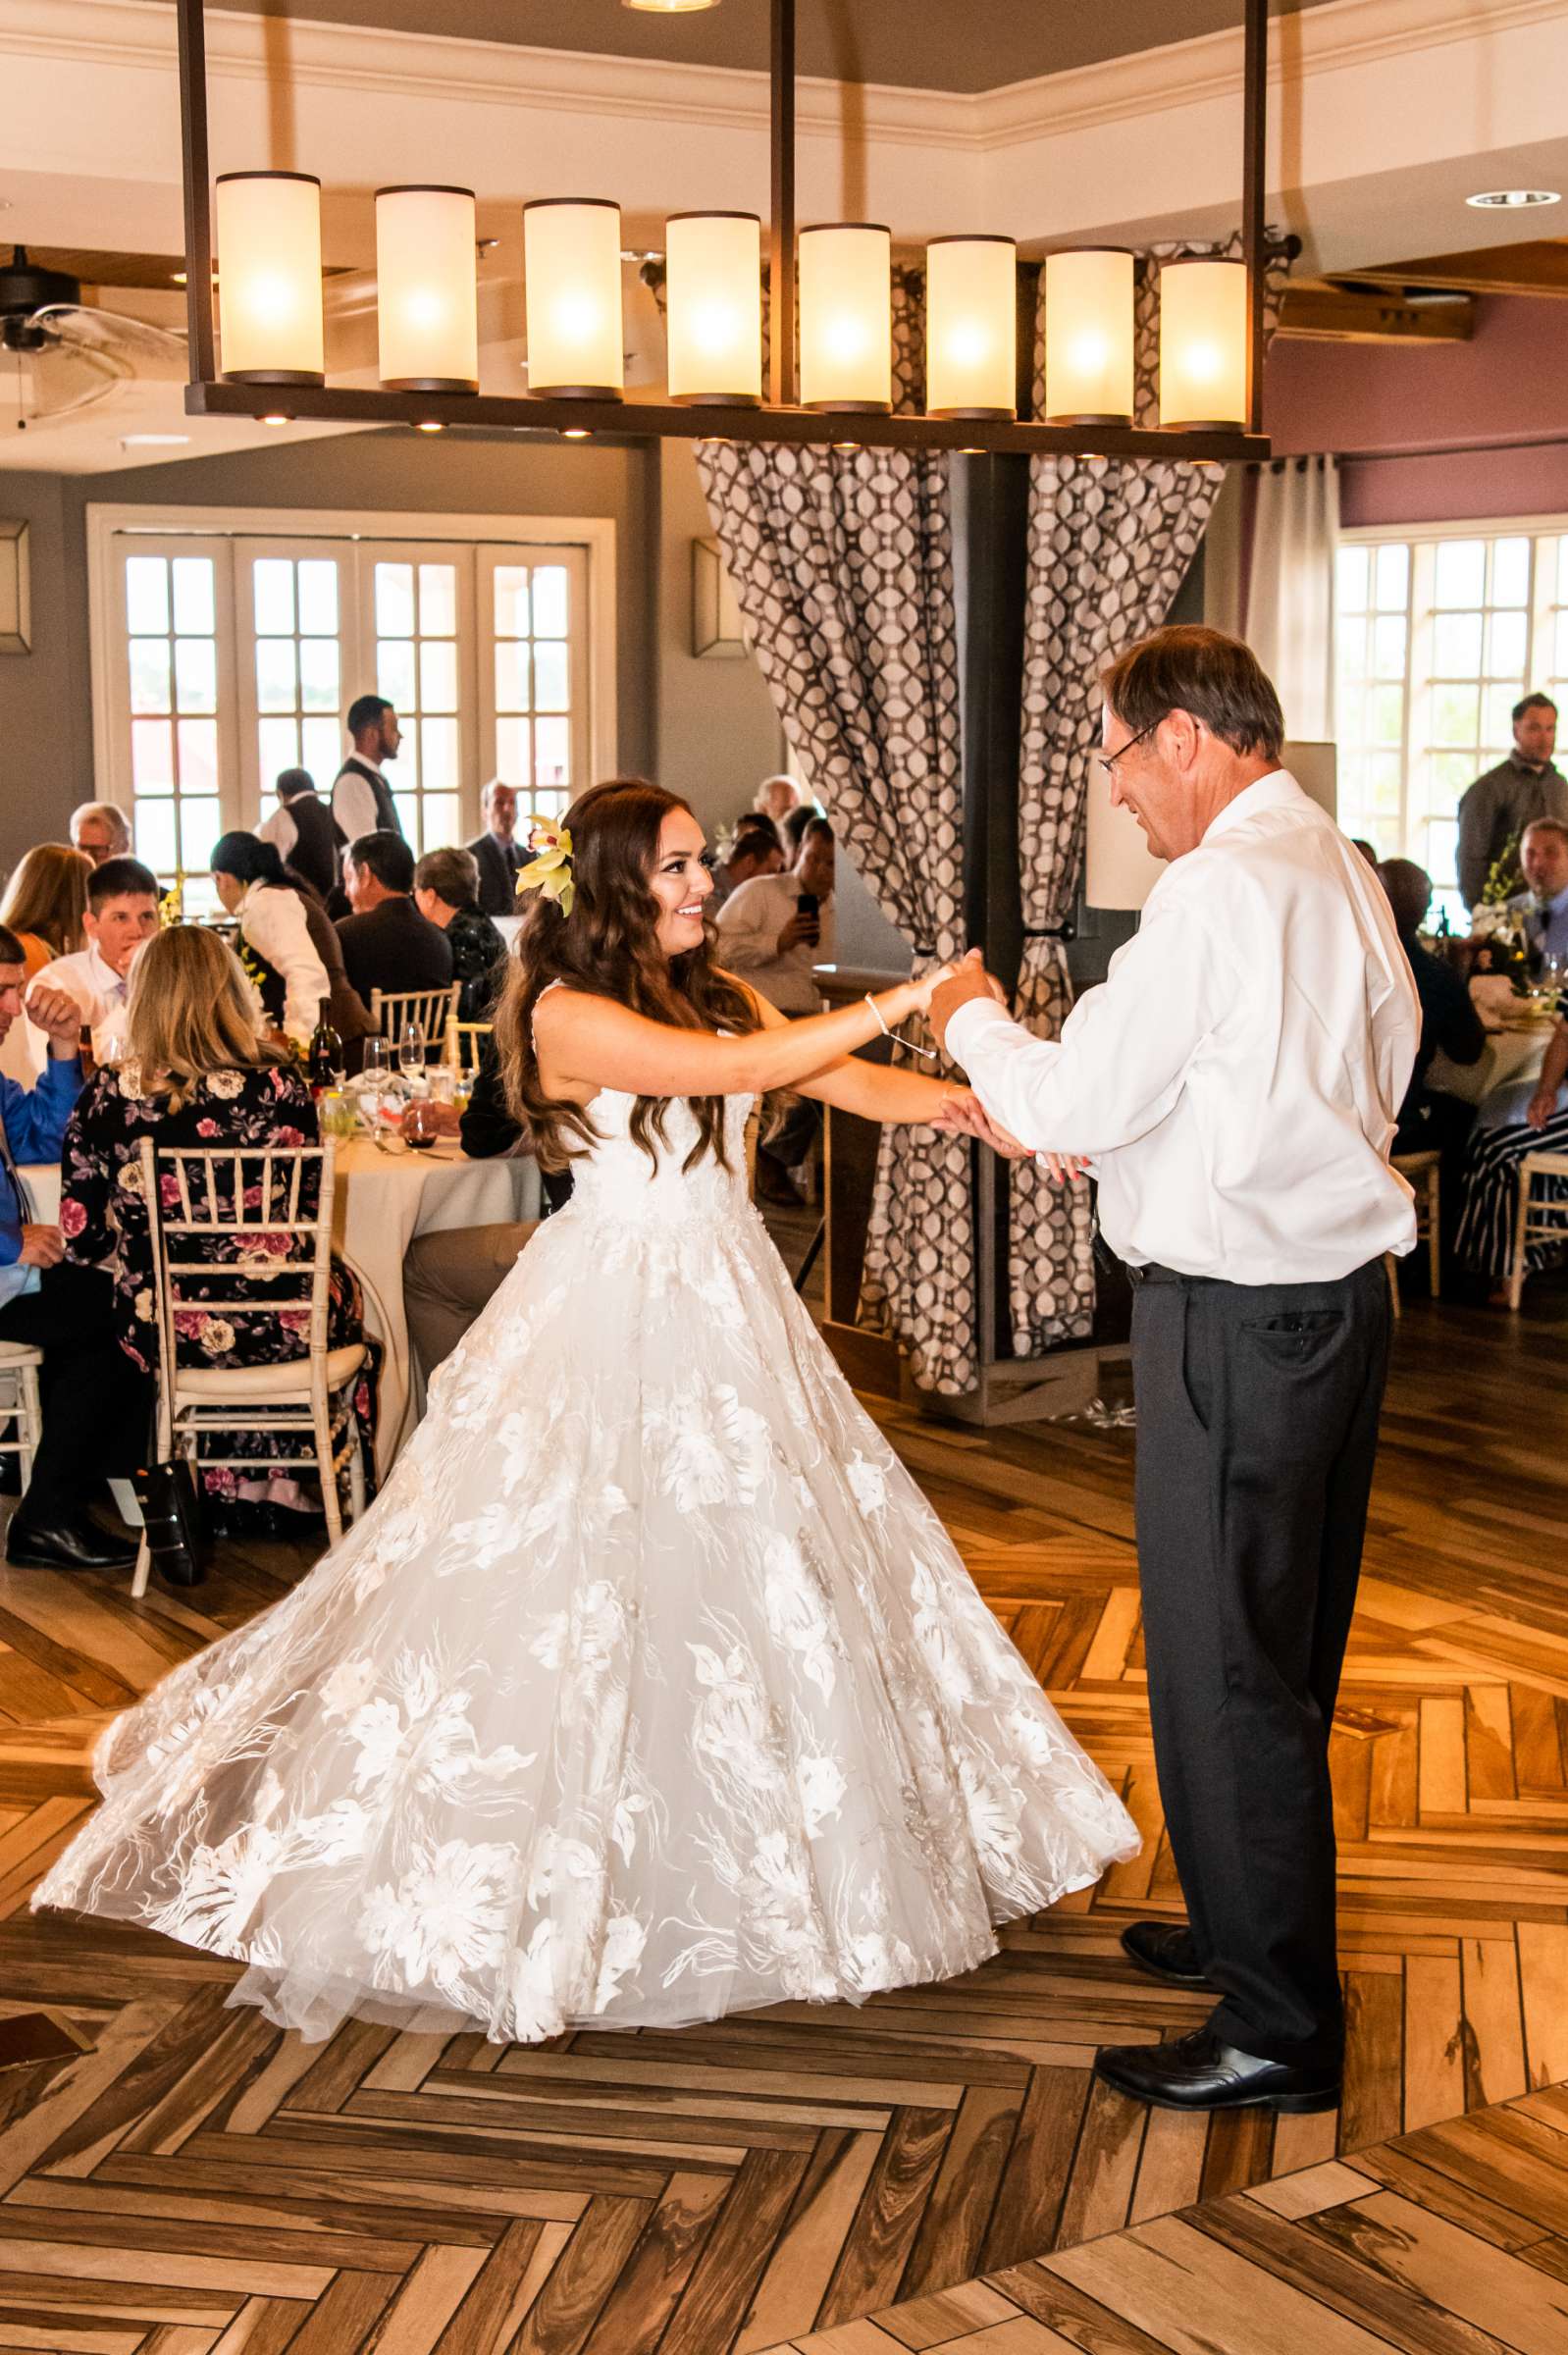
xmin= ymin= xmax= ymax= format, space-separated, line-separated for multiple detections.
xmin=1264 ymin=294 xmax=1568 ymax=527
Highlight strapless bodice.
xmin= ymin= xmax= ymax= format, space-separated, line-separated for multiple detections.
xmin=555 ymin=1087 xmax=755 ymax=1227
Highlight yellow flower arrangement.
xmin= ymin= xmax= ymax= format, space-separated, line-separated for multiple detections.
xmin=516 ymin=817 xmax=575 ymax=917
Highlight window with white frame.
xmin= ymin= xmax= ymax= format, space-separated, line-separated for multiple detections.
xmin=1334 ymin=519 xmax=1567 ymax=918
xmin=90 ymin=507 xmax=613 ymax=886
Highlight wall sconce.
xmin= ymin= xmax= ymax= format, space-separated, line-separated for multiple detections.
xmin=1159 ymin=258 xmax=1248 ymax=429
xmin=214 ymin=171 xmax=325 ymax=385
xmin=0 ymin=521 xmax=29 ymax=654
xmin=665 ymin=212 xmax=762 ymax=403
xmin=375 ymin=184 xmax=480 ymax=392
xmin=798 ymin=224 xmax=892 ymax=411
xmin=1044 ymin=248 xmax=1134 ymax=423
xmin=523 ymin=199 xmax=625 ymax=399
xmin=925 ymin=236 xmax=1017 ymax=419
xmin=691 ymin=537 xmax=749 ymax=657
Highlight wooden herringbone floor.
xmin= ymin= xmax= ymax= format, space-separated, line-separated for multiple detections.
xmin=0 ymin=1285 xmax=1562 ymax=2352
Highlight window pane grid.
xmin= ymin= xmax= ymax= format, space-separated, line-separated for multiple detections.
xmin=375 ymin=558 xmax=461 ymax=856
xmin=252 ymin=555 xmax=341 ymax=809
xmin=493 ymin=560 xmax=574 ymax=824
xmin=124 ymin=551 xmax=220 ymax=886
xmin=1334 ymin=526 xmax=1559 ymax=923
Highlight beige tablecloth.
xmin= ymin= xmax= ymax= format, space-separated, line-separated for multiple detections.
xmin=1429 ymin=1023 xmax=1550 ymax=1107
xmin=25 ymin=1142 xmax=542 ymax=1482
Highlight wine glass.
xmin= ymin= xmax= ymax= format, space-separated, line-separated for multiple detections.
xmin=402 ymin=1096 xmax=440 ymax=1152
xmin=360 ymin=1036 xmax=392 ymax=1127
xmin=398 ymin=1020 xmax=426 ymax=1080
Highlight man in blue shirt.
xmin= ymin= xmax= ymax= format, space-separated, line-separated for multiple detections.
xmin=1508 ymin=818 xmax=1568 ymax=968
xmin=0 ymin=925 xmax=149 ymax=1572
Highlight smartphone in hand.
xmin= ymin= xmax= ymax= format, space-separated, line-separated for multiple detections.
xmin=796 ymin=889 xmax=820 ymax=944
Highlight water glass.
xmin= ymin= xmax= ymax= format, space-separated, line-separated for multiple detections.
xmin=360 ymin=1036 xmax=392 ymax=1127
xmin=398 ymin=1022 xmax=426 ymax=1079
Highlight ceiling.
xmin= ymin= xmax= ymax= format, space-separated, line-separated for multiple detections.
xmin=202 ymin=0 xmax=1319 ymax=96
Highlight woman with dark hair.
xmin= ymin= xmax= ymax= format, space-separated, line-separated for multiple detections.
xmin=209 ymin=831 xmax=331 ymax=1049
xmin=37 ymin=778 xmax=1135 ymax=2045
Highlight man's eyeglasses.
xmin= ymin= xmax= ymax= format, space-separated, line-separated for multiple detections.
xmin=1095 ymin=718 xmax=1161 ymax=779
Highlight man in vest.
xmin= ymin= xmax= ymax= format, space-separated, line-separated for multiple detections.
xmin=258 ymin=767 xmax=346 ymax=903
xmin=332 ymin=697 xmax=404 ymax=842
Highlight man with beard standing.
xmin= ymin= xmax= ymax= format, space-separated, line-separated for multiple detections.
xmin=930 ymin=626 xmax=1419 ymax=2117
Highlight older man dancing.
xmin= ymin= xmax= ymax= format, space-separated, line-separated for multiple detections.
xmin=931 ymin=626 xmax=1419 ymax=2117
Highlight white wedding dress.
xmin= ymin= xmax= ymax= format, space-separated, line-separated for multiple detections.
xmin=34 ymin=1082 xmax=1138 ymax=2045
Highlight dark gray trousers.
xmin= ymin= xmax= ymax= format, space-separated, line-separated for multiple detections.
xmin=1129 ymin=1255 xmax=1391 ymax=2067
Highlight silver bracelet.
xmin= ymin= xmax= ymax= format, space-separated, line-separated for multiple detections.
xmin=864 ymin=992 xmax=937 ymax=1060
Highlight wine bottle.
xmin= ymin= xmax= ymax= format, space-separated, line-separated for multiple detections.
xmin=307 ymin=999 xmax=342 ymax=1094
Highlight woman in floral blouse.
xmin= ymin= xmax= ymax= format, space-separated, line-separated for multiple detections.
xmin=59 ymin=924 xmax=378 ymax=1525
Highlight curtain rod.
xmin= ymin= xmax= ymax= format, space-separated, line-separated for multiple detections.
xmin=1337 ymin=433 xmax=1568 ymax=464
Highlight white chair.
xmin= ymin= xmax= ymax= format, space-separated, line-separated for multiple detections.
xmin=445 ymin=1017 xmax=492 ymax=1073
xmin=136 ymin=1139 xmax=367 ymax=1596
xmin=1507 ymin=1148 xmax=1568 ymax=1311
xmin=0 ymin=1341 xmax=42 ymax=1493
xmin=370 ymin=983 xmax=461 ymax=1055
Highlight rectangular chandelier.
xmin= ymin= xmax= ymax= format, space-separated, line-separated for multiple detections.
xmin=174 ymin=0 xmax=1274 ymax=463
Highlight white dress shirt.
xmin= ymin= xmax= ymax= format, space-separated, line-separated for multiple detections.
xmin=946 ymin=771 xmax=1421 ymax=1284
xmin=716 ymin=872 xmax=836 ymax=1016
xmin=333 ymin=759 xmax=389 ymax=842
xmin=237 ymin=882 xmax=331 ymax=1046
xmin=29 ymin=939 xmax=138 ymax=1067
xmin=258 ymin=794 xmax=304 ymax=864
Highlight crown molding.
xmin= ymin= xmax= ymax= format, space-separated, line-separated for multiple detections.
xmin=2 ymin=0 xmax=1564 ymax=158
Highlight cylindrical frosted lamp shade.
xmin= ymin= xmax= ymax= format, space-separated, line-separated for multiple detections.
xmin=1085 ymin=767 xmax=1165 ymax=911
xmin=1159 ymin=258 xmax=1248 ymax=428
xmin=523 ymin=200 xmax=624 ymax=398
xmin=375 ymin=184 xmax=479 ymax=392
xmin=1044 ymin=248 xmax=1134 ymax=423
xmin=925 ymin=236 xmax=1016 ymax=418
xmin=665 ymin=212 xmax=762 ymax=403
xmin=214 ymin=172 xmax=324 ymax=385
xmin=798 ymin=224 xmax=892 ymax=412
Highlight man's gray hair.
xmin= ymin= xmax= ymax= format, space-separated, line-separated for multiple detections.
xmin=69 ymin=801 xmax=131 ymax=852
xmin=481 ymin=777 xmax=518 ymax=811
xmin=1102 ymin=626 xmax=1284 ymax=764
xmin=414 ymin=844 xmax=481 ymax=909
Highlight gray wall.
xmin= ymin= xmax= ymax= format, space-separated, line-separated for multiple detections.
xmin=0 ymin=426 xmax=791 ymax=875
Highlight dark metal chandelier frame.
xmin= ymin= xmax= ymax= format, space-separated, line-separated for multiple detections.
xmin=174 ymin=0 xmax=1274 ymax=463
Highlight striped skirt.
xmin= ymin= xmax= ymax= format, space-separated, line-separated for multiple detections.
xmin=1455 ymin=1104 xmax=1568 ymax=1280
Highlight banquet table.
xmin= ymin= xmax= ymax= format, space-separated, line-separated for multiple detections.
xmin=1429 ymin=1021 xmax=1550 ymax=1107
xmin=23 ymin=1140 xmax=542 ymax=1482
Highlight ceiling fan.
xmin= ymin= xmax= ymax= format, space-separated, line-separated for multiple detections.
xmin=0 ymin=246 xmax=187 ymax=432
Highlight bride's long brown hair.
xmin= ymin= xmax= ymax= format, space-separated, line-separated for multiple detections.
xmin=494 ymin=778 xmax=761 ymax=1175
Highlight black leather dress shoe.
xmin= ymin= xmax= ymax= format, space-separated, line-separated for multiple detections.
xmin=6 ymin=1514 xmax=138 ymax=1573
xmin=1121 ymin=1921 xmax=1214 ymax=1990
xmin=1095 ymin=2027 xmax=1340 ymax=2115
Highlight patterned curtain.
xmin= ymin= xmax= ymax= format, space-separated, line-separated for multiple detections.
xmin=1006 ymin=235 xmax=1293 ymax=1355
xmin=694 ymin=278 xmax=978 ymax=1394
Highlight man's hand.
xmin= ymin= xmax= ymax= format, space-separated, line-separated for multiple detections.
xmin=18 ymin=1224 xmax=65 ymax=1270
xmin=928 ymin=1091 xmax=1030 ymax=1159
xmin=928 ymin=950 xmax=1008 ymax=1057
xmin=777 ymin=912 xmax=820 ymax=953
xmin=23 ymin=985 xmax=82 ymax=1059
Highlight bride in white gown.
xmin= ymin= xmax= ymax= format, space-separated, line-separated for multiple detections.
xmin=34 ymin=780 xmax=1137 ymax=2044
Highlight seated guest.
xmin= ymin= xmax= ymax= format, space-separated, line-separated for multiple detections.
xmin=710 ymin=819 xmax=785 ymax=912
xmin=1507 ymin=817 xmax=1568 ymax=967
xmin=0 ymin=846 xmax=91 ymax=979
xmin=335 ymin=831 xmax=453 ymax=1010
xmin=32 ymin=856 xmax=160 ymax=1058
xmin=402 ymin=1039 xmax=572 ymax=1384
xmin=466 ymin=780 xmax=523 ymax=917
xmin=413 ymin=847 xmax=508 ymax=1021
xmin=257 ymin=766 xmax=346 ymax=906
xmin=1456 ymin=1008 xmax=1568 ymax=1298
xmin=210 ymin=832 xmax=331 ymax=1049
xmin=782 ymin=804 xmax=815 ymax=857
xmin=69 ymin=802 xmax=131 ymax=869
xmin=0 ymin=931 xmax=148 ymax=1573
xmin=754 ymin=773 xmax=802 ymax=827
xmin=59 ymin=926 xmax=378 ymax=1524
xmin=1379 ymin=859 xmax=1487 ymax=1152
xmin=716 ymin=816 xmax=836 ymax=1201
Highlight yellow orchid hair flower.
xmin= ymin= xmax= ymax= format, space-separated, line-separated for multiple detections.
xmin=516 ymin=817 xmax=575 ymax=917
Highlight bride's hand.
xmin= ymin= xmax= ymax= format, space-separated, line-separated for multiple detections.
xmin=928 ymin=1090 xmax=1030 ymax=1158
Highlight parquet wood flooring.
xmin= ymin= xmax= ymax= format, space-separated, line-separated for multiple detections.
xmin=0 ymin=1287 xmax=1561 ymax=2353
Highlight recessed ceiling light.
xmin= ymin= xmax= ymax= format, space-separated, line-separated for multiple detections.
xmin=623 ymin=0 xmax=718 ymax=12
xmin=1466 ymin=187 xmax=1560 ymax=209
xmin=119 ymin=433 xmax=190 ymax=447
